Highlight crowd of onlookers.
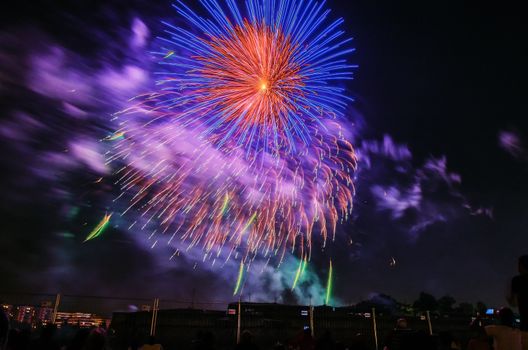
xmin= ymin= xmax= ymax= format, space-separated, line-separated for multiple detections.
xmin=0 ymin=310 xmax=524 ymax=350
xmin=0 ymin=320 xmax=112 ymax=350
xmin=2 ymin=255 xmax=528 ymax=350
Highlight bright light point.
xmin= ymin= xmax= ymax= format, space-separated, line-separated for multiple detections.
xmin=260 ymin=82 xmax=267 ymax=91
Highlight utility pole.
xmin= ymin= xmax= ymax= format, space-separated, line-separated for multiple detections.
xmin=309 ymin=304 xmax=315 ymax=338
xmin=372 ymin=307 xmax=379 ymax=350
xmin=236 ymin=298 xmax=242 ymax=344
xmin=426 ymin=310 xmax=433 ymax=335
xmin=150 ymin=298 xmax=159 ymax=336
xmin=51 ymin=293 xmax=61 ymax=324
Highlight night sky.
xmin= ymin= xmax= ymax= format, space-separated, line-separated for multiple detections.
xmin=0 ymin=1 xmax=527 ymax=309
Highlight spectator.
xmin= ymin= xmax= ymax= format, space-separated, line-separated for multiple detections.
xmin=315 ymin=330 xmax=334 ymax=350
xmin=126 ymin=328 xmax=140 ymax=350
xmin=139 ymin=336 xmax=163 ymax=350
xmin=81 ymin=328 xmax=107 ymax=350
xmin=58 ymin=320 xmax=76 ymax=349
xmin=272 ymin=342 xmax=285 ymax=350
xmin=30 ymin=324 xmax=60 ymax=350
xmin=383 ymin=318 xmax=412 ymax=350
xmin=510 ymin=255 xmax=528 ymax=350
xmin=66 ymin=328 xmax=90 ymax=350
xmin=438 ymin=331 xmax=463 ymax=350
xmin=18 ymin=329 xmax=31 ymax=350
xmin=290 ymin=327 xmax=315 ymax=350
xmin=1 ymin=309 xmax=9 ymax=350
xmin=235 ymin=330 xmax=259 ymax=350
xmin=510 ymin=255 xmax=528 ymax=329
xmin=201 ymin=331 xmax=215 ymax=350
xmin=485 ymin=307 xmax=522 ymax=350
xmin=415 ymin=330 xmax=437 ymax=350
xmin=5 ymin=329 xmax=19 ymax=350
xmin=191 ymin=331 xmax=205 ymax=350
xmin=6 ymin=328 xmax=31 ymax=350
xmin=192 ymin=331 xmax=215 ymax=350
xmin=349 ymin=333 xmax=368 ymax=350
xmin=333 ymin=341 xmax=345 ymax=350
xmin=467 ymin=319 xmax=491 ymax=350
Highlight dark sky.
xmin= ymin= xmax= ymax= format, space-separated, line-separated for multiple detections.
xmin=0 ymin=0 xmax=527 ymax=310
xmin=335 ymin=1 xmax=528 ymax=304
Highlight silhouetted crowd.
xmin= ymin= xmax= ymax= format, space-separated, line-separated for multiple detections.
xmin=0 ymin=321 xmax=110 ymax=350
xmin=2 ymin=255 xmax=528 ymax=350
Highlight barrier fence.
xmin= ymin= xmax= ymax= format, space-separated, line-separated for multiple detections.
xmin=1 ymin=292 xmax=474 ymax=350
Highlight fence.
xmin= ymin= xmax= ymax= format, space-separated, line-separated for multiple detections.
xmin=1 ymin=292 xmax=475 ymax=350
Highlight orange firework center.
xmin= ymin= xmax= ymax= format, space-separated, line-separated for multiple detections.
xmin=259 ymin=80 xmax=268 ymax=92
xmin=196 ymin=20 xmax=305 ymax=132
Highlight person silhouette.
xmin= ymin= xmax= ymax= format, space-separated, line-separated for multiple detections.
xmin=0 ymin=309 xmax=8 ymax=350
xmin=485 ymin=307 xmax=522 ymax=350
xmin=509 ymin=255 xmax=528 ymax=350
xmin=510 ymin=255 xmax=528 ymax=330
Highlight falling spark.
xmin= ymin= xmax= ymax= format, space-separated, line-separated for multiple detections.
xmin=241 ymin=212 xmax=257 ymax=233
xmin=84 ymin=213 xmax=112 ymax=242
xmin=291 ymin=257 xmax=304 ymax=291
xmin=233 ymin=260 xmax=245 ymax=295
xmin=325 ymin=259 xmax=333 ymax=305
xmin=292 ymin=256 xmax=308 ymax=290
xmin=219 ymin=193 xmax=230 ymax=217
xmin=300 ymin=258 xmax=308 ymax=279
xmin=104 ymin=131 xmax=125 ymax=141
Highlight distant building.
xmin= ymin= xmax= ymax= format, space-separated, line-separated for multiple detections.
xmin=1 ymin=302 xmax=108 ymax=328
xmin=15 ymin=306 xmax=36 ymax=324
xmin=1 ymin=304 xmax=13 ymax=318
xmin=36 ymin=307 xmax=53 ymax=325
xmin=55 ymin=312 xmax=110 ymax=328
xmin=227 ymin=302 xmax=309 ymax=318
xmin=2 ymin=303 xmax=50 ymax=326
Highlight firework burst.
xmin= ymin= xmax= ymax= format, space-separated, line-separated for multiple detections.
xmin=108 ymin=0 xmax=357 ymax=268
xmin=195 ymin=19 xmax=306 ymax=153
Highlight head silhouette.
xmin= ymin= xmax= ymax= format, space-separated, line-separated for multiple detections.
xmin=498 ymin=307 xmax=515 ymax=327
xmin=241 ymin=330 xmax=253 ymax=344
xmin=519 ymin=255 xmax=528 ymax=274
xmin=396 ymin=318 xmax=408 ymax=329
xmin=0 ymin=309 xmax=8 ymax=348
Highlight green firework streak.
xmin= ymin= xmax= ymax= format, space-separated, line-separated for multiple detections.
xmin=325 ymin=260 xmax=333 ymax=305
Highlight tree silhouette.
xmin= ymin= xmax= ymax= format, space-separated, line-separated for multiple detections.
xmin=456 ymin=302 xmax=474 ymax=316
xmin=353 ymin=293 xmax=400 ymax=315
xmin=438 ymin=295 xmax=456 ymax=315
xmin=476 ymin=301 xmax=488 ymax=315
xmin=413 ymin=292 xmax=438 ymax=313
